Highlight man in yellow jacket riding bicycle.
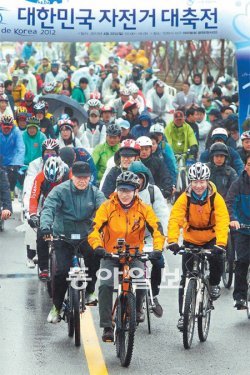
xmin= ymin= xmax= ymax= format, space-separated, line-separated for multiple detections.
xmin=167 ymin=162 xmax=229 ymax=331
xmin=88 ymin=171 xmax=165 ymax=342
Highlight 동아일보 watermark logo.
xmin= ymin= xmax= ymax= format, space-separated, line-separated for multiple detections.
xmin=25 ymin=0 xmax=63 ymax=4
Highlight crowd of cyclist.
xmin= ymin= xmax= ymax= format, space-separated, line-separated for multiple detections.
xmin=0 ymin=46 xmax=250 ymax=343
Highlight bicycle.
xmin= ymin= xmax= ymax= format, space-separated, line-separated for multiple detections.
xmin=55 ymin=235 xmax=89 ymax=347
xmin=222 ymin=231 xmax=235 ymax=289
xmin=108 ymin=239 xmax=153 ymax=367
xmin=46 ymin=240 xmax=57 ymax=299
xmin=171 ymin=152 xmax=195 ymax=203
xmin=237 ymin=224 xmax=250 ymax=319
xmin=178 ymin=245 xmax=225 ymax=349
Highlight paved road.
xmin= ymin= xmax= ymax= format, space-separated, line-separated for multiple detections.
xmin=0 ymin=205 xmax=249 ymax=375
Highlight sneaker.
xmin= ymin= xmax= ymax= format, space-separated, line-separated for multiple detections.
xmin=26 ymin=258 xmax=36 ymax=269
xmin=177 ymin=316 xmax=184 ymax=331
xmin=85 ymin=292 xmax=98 ymax=306
xmin=47 ymin=305 xmax=60 ymax=323
xmin=234 ymin=299 xmax=247 ymax=310
xmin=33 ymin=254 xmax=38 ymax=264
xmin=151 ymin=296 xmax=163 ymax=318
xmin=102 ymin=327 xmax=114 ymax=342
xmin=39 ymin=269 xmax=49 ymax=281
xmin=136 ymin=309 xmax=145 ymax=323
xmin=210 ymin=285 xmax=221 ymax=300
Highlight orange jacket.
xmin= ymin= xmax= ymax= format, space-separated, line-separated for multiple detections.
xmin=88 ymin=193 xmax=165 ymax=253
xmin=167 ymin=182 xmax=229 ymax=246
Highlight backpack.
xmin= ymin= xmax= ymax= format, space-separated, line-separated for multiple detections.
xmin=186 ymin=193 xmax=216 ymax=232
xmin=148 ymin=184 xmax=155 ymax=205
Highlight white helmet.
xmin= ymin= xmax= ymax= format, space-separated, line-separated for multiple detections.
xmin=43 ymin=156 xmax=64 ymax=183
xmin=120 ymin=87 xmax=131 ymax=96
xmin=211 ymin=127 xmax=228 ymax=140
xmin=129 ymin=84 xmax=139 ymax=94
xmin=188 ymin=162 xmax=210 ymax=181
xmin=150 ymin=123 xmax=164 ymax=134
xmin=137 ymin=136 xmax=153 ymax=147
xmin=87 ymin=98 xmax=102 ymax=108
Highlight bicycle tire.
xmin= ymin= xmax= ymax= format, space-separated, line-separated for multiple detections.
xmin=67 ymin=294 xmax=74 ymax=338
xmin=47 ymin=251 xmax=56 ymax=298
xmin=0 ymin=219 xmax=4 ymax=231
xmin=222 ymin=235 xmax=234 ymax=289
xmin=115 ymin=298 xmax=121 ymax=358
xmin=118 ymin=293 xmax=136 ymax=367
xmin=247 ymin=271 xmax=250 ymax=319
xmin=180 ymin=170 xmax=187 ymax=193
xmin=72 ymin=287 xmax=81 ymax=347
xmin=183 ymin=279 xmax=196 ymax=349
xmin=197 ymin=283 xmax=211 ymax=342
xmin=145 ymin=292 xmax=151 ymax=335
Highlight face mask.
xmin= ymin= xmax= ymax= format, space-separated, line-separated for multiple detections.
xmin=43 ymin=153 xmax=55 ymax=162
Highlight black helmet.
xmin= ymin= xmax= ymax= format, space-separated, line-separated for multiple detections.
xmin=116 ymin=171 xmax=140 ymax=190
xmin=106 ymin=123 xmax=121 ymax=137
xmin=209 ymin=142 xmax=229 ymax=158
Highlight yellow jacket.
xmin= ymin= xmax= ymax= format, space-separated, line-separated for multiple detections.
xmin=88 ymin=193 xmax=165 ymax=253
xmin=167 ymin=182 xmax=229 ymax=246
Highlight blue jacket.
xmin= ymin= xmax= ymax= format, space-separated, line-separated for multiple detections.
xmin=156 ymin=138 xmax=178 ymax=185
xmin=226 ymin=171 xmax=250 ymax=235
xmin=130 ymin=111 xmax=152 ymax=139
xmin=200 ymin=145 xmax=244 ymax=176
xmin=74 ymin=147 xmax=97 ymax=186
xmin=0 ymin=168 xmax=12 ymax=212
xmin=0 ymin=127 xmax=25 ymax=166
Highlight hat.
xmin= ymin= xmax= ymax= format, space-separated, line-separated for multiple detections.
xmin=116 ymin=118 xmax=130 ymax=130
xmin=89 ymin=109 xmax=100 ymax=116
xmin=72 ymin=161 xmax=91 ymax=177
xmin=156 ymin=80 xmax=165 ymax=87
xmin=145 ymin=68 xmax=153 ymax=74
xmin=119 ymin=148 xmax=139 ymax=157
xmin=117 ymin=184 xmax=136 ymax=191
xmin=208 ymin=108 xmax=221 ymax=117
xmin=174 ymin=110 xmax=185 ymax=119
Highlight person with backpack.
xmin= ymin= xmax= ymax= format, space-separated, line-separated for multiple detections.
xmin=167 ymin=162 xmax=229 ymax=331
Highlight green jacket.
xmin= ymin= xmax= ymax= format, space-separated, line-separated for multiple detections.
xmin=92 ymin=142 xmax=120 ymax=182
xmin=71 ymin=86 xmax=86 ymax=105
xmin=164 ymin=121 xmax=198 ymax=154
xmin=40 ymin=180 xmax=105 ymax=237
xmin=22 ymin=130 xmax=47 ymax=166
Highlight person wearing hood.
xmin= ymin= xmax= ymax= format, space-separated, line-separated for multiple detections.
xmin=128 ymin=160 xmax=169 ymax=317
xmin=207 ymin=142 xmax=237 ymax=199
xmin=142 ymin=67 xmax=156 ymax=95
xmin=226 ymin=155 xmax=250 ymax=310
xmin=130 ymin=110 xmax=152 ymax=139
xmin=22 ymin=116 xmax=47 ymax=170
xmin=58 ymin=119 xmax=82 ymax=149
xmin=189 ymin=73 xmax=205 ymax=104
xmin=101 ymin=139 xmax=141 ymax=198
xmin=79 ymin=109 xmax=106 ymax=153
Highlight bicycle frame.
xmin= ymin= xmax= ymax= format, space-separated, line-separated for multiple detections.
xmin=175 ymin=153 xmax=189 ymax=193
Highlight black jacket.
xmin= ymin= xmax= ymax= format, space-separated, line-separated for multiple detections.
xmin=39 ymin=118 xmax=55 ymax=139
xmin=0 ymin=168 xmax=12 ymax=212
xmin=207 ymin=162 xmax=238 ymax=199
xmin=142 ymin=155 xmax=173 ymax=198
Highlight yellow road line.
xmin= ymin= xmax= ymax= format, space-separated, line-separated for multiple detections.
xmin=81 ymin=307 xmax=109 ymax=375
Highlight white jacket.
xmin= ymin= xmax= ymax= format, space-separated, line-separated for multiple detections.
xmin=79 ymin=123 xmax=106 ymax=154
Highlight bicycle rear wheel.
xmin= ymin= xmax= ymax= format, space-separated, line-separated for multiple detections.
xmin=247 ymin=271 xmax=250 ymax=319
xmin=47 ymin=251 xmax=57 ymax=298
xmin=118 ymin=293 xmax=136 ymax=367
xmin=145 ymin=292 xmax=151 ymax=334
xmin=197 ymin=283 xmax=212 ymax=342
xmin=67 ymin=294 xmax=74 ymax=338
xmin=180 ymin=170 xmax=187 ymax=193
xmin=222 ymin=235 xmax=234 ymax=289
xmin=183 ymin=279 xmax=196 ymax=349
xmin=72 ymin=287 xmax=81 ymax=347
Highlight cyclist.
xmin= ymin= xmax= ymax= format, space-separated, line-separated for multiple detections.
xmin=164 ymin=110 xmax=198 ymax=160
xmin=200 ymin=127 xmax=244 ymax=175
xmin=238 ymin=131 xmax=250 ymax=163
xmin=79 ymin=109 xmax=106 ymax=153
xmin=33 ymin=101 xmax=55 ymax=139
xmin=130 ymin=110 xmax=152 ymax=139
xmin=0 ymin=115 xmax=25 ymax=199
xmin=22 ymin=91 xmax=35 ymax=115
xmin=0 ymin=165 xmax=12 ymax=224
xmin=137 ymin=136 xmax=173 ymax=198
xmin=39 ymin=162 xmax=105 ymax=323
xmin=207 ymin=142 xmax=238 ymax=199
xmin=101 ymin=139 xmax=141 ymax=198
xmin=28 ymin=156 xmax=69 ymax=279
xmin=88 ymin=171 xmax=165 ymax=342
xmin=167 ymin=162 xmax=229 ymax=330
xmin=15 ymin=106 xmax=30 ymax=131
xmin=22 ymin=117 xmax=47 ymax=166
xmin=92 ymin=123 xmax=121 ymax=184
xmin=57 ymin=119 xmax=82 ymax=148
xmin=128 ymin=161 xmax=169 ymax=317
xmin=226 ymin=155 xmax=250 ymax=310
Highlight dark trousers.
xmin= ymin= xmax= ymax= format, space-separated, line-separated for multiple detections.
xmin=178 ymin=239 xmax=223 ymax=315
xmin=53 ymin=239 xmax=100 ymax=310
xmin=233 ymin=232 xmax=250 ymax=301
xmin=5 ymin=166 xmax=18 ymax=191
xmin=151 ymin=254 xmax=165 ymax=297
xmin=37 ymin=229 xmax=49 ymax=271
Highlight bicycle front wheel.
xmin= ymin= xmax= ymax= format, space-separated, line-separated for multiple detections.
xmin=222 ymin=235 xmax=234 ymax=289
xmin=145 ymin=292 xmax=151 ymax=334
xmin=197 ymin=283 xmax=212 ymax=342
xmin=118 ymin=293 xmax=136 ymax=367
xmin=183 ymin=279 xmax=196 ymax=349
xmin=72 ymin=288 xmax=81 ymax=347
xmin=247 ymin=271 xmax=250 ymax=319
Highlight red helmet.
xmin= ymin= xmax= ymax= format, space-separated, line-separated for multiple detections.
xmin=100 ymin=105 xmax=113 ymax=113
xmin=123 ymin=100 xmax=138 ymax=112
xmin=24 ymin=91 xmax=35 ymax=101
xmin=119 ymin=139 xmax=140 ymax=157
xmin=57 ymin=119 xmax=73 ymax=129
xmin=90 ymin=91 xmax=101 ymax=100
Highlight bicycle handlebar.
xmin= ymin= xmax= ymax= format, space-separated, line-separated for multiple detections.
xmin=104 ymin=251 xmax=152 ymax=262
xmin=239 ymin=223 xmax=250 ymax=229
xmin=178 ymin=246 xmax=226 ymax=256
